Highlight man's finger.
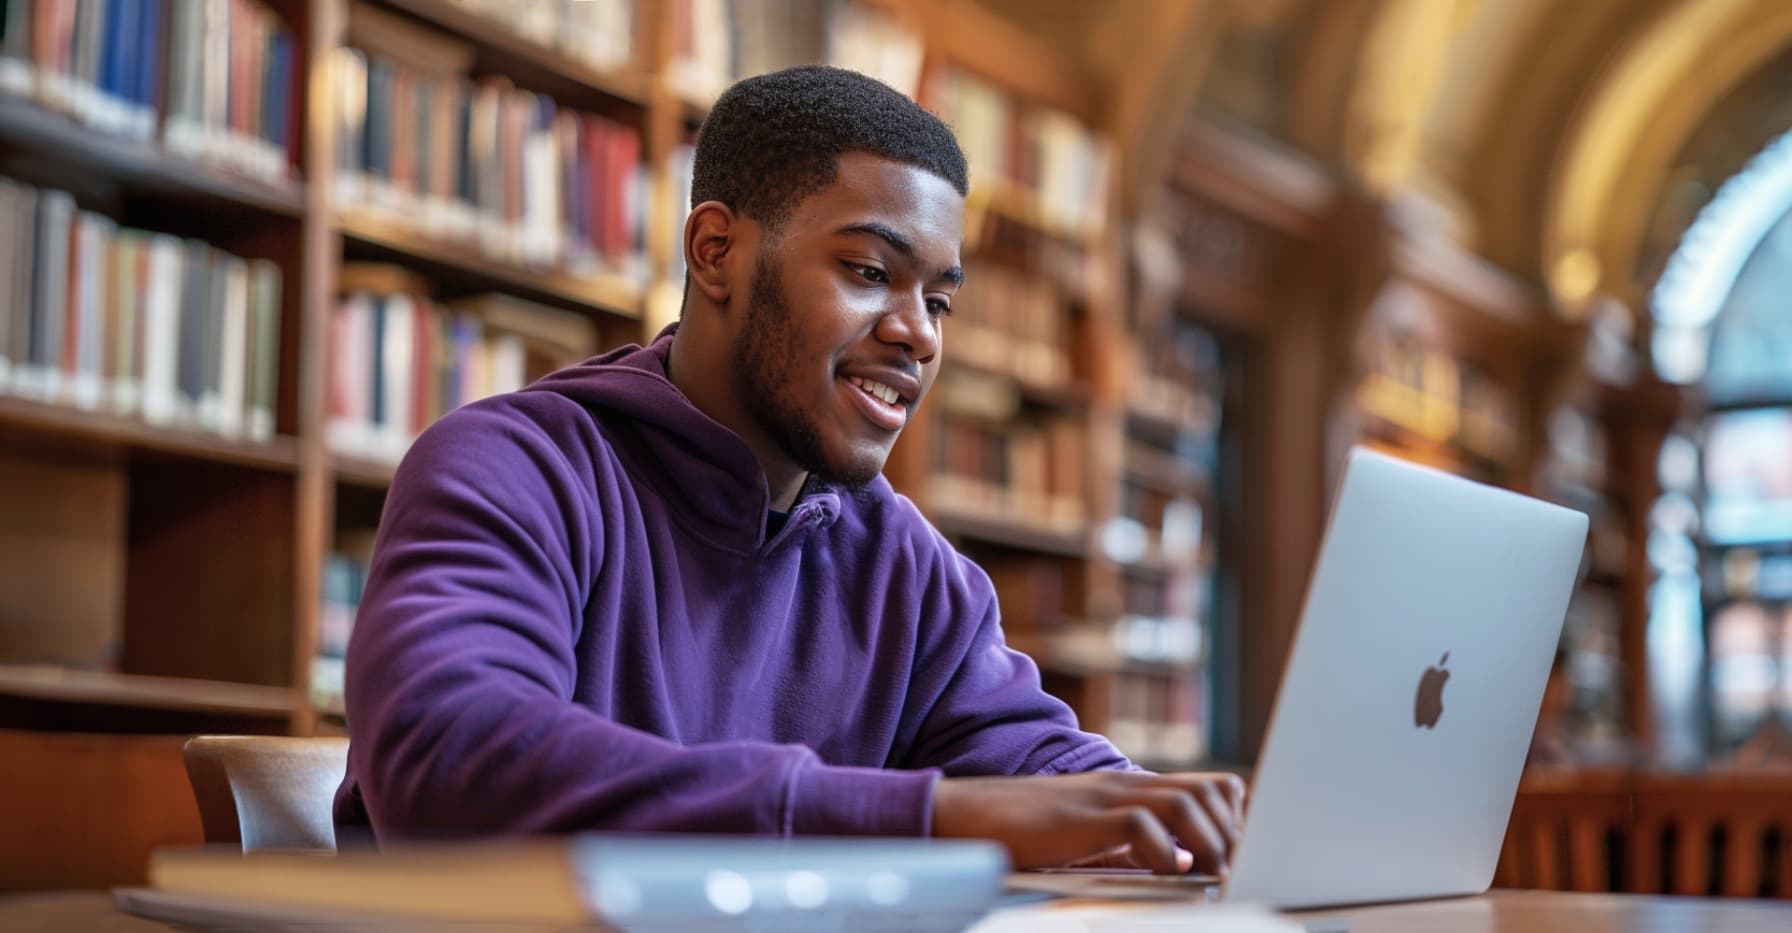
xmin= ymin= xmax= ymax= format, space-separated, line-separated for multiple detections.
xmin=1139 ymin=788 xmax=1227 ymax=874
xmin=1193 ymin=781 xmax=1241 ymax=850
xmin=1102 ymin=805 xmax=1180 ymax=874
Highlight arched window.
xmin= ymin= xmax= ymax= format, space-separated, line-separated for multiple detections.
xmin=1651 ymin=128 xmax=1792 ymax=764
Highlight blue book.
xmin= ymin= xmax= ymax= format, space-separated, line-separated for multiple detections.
xmin=96 ymin=0 xmax=120 ymax=102
xmin=264 ymin=29 xmax=291 ymax=152
xmin=113 ymin=0 xmax=142 ymax=110
xmin=570 ymin=118 xmax=588 ymax=253
xmin=136 ymin=0 xmax=161 ymax=111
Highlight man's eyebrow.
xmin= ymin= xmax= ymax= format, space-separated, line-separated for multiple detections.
xmin=837 ymin=222 xmax=964 ymax=286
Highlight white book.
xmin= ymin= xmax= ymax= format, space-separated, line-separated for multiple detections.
xmin=245 ymin=261 xmax=280 ymax=442
xmin=379 ymin=294 xmax=415 ymax=462
xmin=70 ymin=211 xmax=114 ymax=410
xmin=140 ymin=235 xmax=184 ymax=426
xmin=521 ymin=129 xmax=559 ymax=267
xmin=489 ymin=332 xmax=526 ymax=396
xmin=215 ymin=257 xmax=249 ymax=438
xmin=199 ymin=0 xmax=230 ymax=163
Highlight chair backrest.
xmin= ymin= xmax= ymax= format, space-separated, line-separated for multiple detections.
xmin=1629 ymin=772 xmax=1792 ymax=898
xmin=1495 ymin=768 xmax=1630 ymax=893
xmin=1497 ymin=768 xmax=1792 ymax=899
xmin=182 ymin=735 xmax=350 ymax=852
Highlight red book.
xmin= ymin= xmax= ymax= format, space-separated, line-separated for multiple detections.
xmin=228 ymin=0 xmax=255 ymax=137
xmin=410 ymin=297 xmax=437 ymax=434
xmin=591 ymin=115 xmax=620 ymax=257
xmin=603 ymin=123 xmax=639 ymax=264
xmin=391 ymin=68 xmax=414 ymax=197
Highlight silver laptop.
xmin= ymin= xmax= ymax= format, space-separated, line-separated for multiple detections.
xmin=1220 ymin=447 xmax=1587 ymax=909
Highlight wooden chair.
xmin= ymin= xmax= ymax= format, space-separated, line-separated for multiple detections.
xmin=181 ymin=736 xmax=350 ymax=852
xmin=1494 ymin=768 xmax=1631 ymax=892
xmin=1628 ymin=772 xmax=1792 ymax=898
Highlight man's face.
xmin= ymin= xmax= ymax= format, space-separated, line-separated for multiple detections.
xmin=731 ymin=152 xmax=964 ymax=487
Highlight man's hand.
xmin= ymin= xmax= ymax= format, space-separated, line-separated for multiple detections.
xmin=931 ymin=771 xmax=1247 ymax=875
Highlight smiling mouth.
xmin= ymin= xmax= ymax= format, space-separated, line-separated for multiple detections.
xmin=844 ymin=375 xmax=908 ymax=432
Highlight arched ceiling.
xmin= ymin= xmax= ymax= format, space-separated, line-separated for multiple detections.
xmin=974 ymin=0 xmax=1792 ymax=321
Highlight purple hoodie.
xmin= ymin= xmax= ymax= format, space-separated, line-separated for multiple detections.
xmin=334 ymin=326 xmax=1130 ymax=841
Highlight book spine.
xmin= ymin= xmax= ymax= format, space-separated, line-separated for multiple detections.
xmin=71 ymin=210 xmax=112 ymax=410
xmin=131 ymin=0 xmax=160 ymax=138
xmin=162 ymin=0 xmax=201 ymax=153
xmin=379 ymin=292 xmax=413 ymax=461
xmin=107 ymin=229 xmax=140 ymax=414
xmin=193 ymin=240 xmax=229 ymax=432
xmin=139 ymin=232 xmax=182 ymax=425
xmin=0 ymin=0 xmax=35 ymax=94
xmin=246 ymin=258 xmax=278 ymax=441
xmin=214 ymin=253 xmax=247 ymax=438
xmin=0 ymin=180 xmax=17 ymax=390
xmin=331 ymin=47 xmax=366 ymax=208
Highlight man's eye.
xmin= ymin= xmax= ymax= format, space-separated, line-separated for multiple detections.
xmin=848 ymin=262 xmax=888 ymax=284
xmin=927 ymin=299 xmax=952 ymax=318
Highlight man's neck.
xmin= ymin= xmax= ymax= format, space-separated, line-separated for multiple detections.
xmin=666 ymin=330 xmax=808 ymax=512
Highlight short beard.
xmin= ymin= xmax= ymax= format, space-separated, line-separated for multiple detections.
xmin=732 ymin=253 xmax=880 ymax=489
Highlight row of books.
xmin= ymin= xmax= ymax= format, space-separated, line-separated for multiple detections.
xmin=326 ymin=274 xmax=602 ymax=463
xmin=929 ymin=415 xmax=1087 ymax=532
xmin=0 ymin=0 xmax=298 ymax=182
xmin=331 ymin=47 xmax=648 ymax=280
xmin=1108 ymin=671 xmax=1204 ymax=767
xmin=450 ymin=0 xmax=635 ymax=76
xmin=666 ymin=0 xmax=922 ymax=106
xmin=0 ymin=176 xmax=282 ymax=439
xmin=950 ymin=261 xmax=1071 ymax=389
xmin=312 ymin=548 xmax=370 ymax=716
xmin=934 ymin=67 xmax=1112 ymax=237
xmin=1130 ymin=321 xmax=1222 ymax=432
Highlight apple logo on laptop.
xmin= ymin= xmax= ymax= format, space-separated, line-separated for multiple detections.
xmin=1414 ymin=652 xmax=1450 ymax=729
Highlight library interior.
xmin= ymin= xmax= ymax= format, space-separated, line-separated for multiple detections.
xmin=4 ymin=0 xmax=1792 ymax=926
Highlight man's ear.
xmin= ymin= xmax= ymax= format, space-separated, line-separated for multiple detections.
xmin=686 ymin=201 xmax=737 ymax=309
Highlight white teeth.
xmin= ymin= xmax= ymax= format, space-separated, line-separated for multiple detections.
xmin=848 ymin=376 xmax=901 ymax=407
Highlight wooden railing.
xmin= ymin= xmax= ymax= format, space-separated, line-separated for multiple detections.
xmin=1497 ymin=769 xmax=1792 ymax=898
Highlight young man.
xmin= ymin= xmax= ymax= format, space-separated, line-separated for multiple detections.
xmin=334 ymin=66 xmax=1243 ymax=875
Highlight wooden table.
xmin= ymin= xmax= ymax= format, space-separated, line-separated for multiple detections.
xmin=4 ymin=888 xmax=1791 ymax=930
xmin=1290 ymin=889 xmax=1792 ymax=931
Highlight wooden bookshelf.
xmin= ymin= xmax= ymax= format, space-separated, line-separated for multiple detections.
xmin=0 ymin=0 xmax=1237 ymax=882
xmin=0 ymin=96 xmax=307 ymax=219
xmin=1123 ymin=444 xmax=1210 ymax=498
xmin=336 ymin=211 xmax=647 ymax=323
xmin=0 ymin=396 xmax=303 ymax=473
xmin=931 ymin=508 xmax=1090 ymax=560
xmin=0 ymin=665 xmax=298 ymax=719
xmin=331 ymin=452 xmax=398 ymax=490
xmin=361 ymin=0 xmax=653 ymax=110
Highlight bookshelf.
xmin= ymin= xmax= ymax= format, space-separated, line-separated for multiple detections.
xmin=0 ymin=0 xmax=1230 ymax=883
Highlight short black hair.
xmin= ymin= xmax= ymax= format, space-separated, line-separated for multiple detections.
xmin=691 ymin=65 xmax=969 ymax=230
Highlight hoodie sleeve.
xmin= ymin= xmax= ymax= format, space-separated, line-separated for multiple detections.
xmin=898 ymin=548 xmax=1137 ymax=777
xmin=338 ymin=398 xmax=938 ymax=840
